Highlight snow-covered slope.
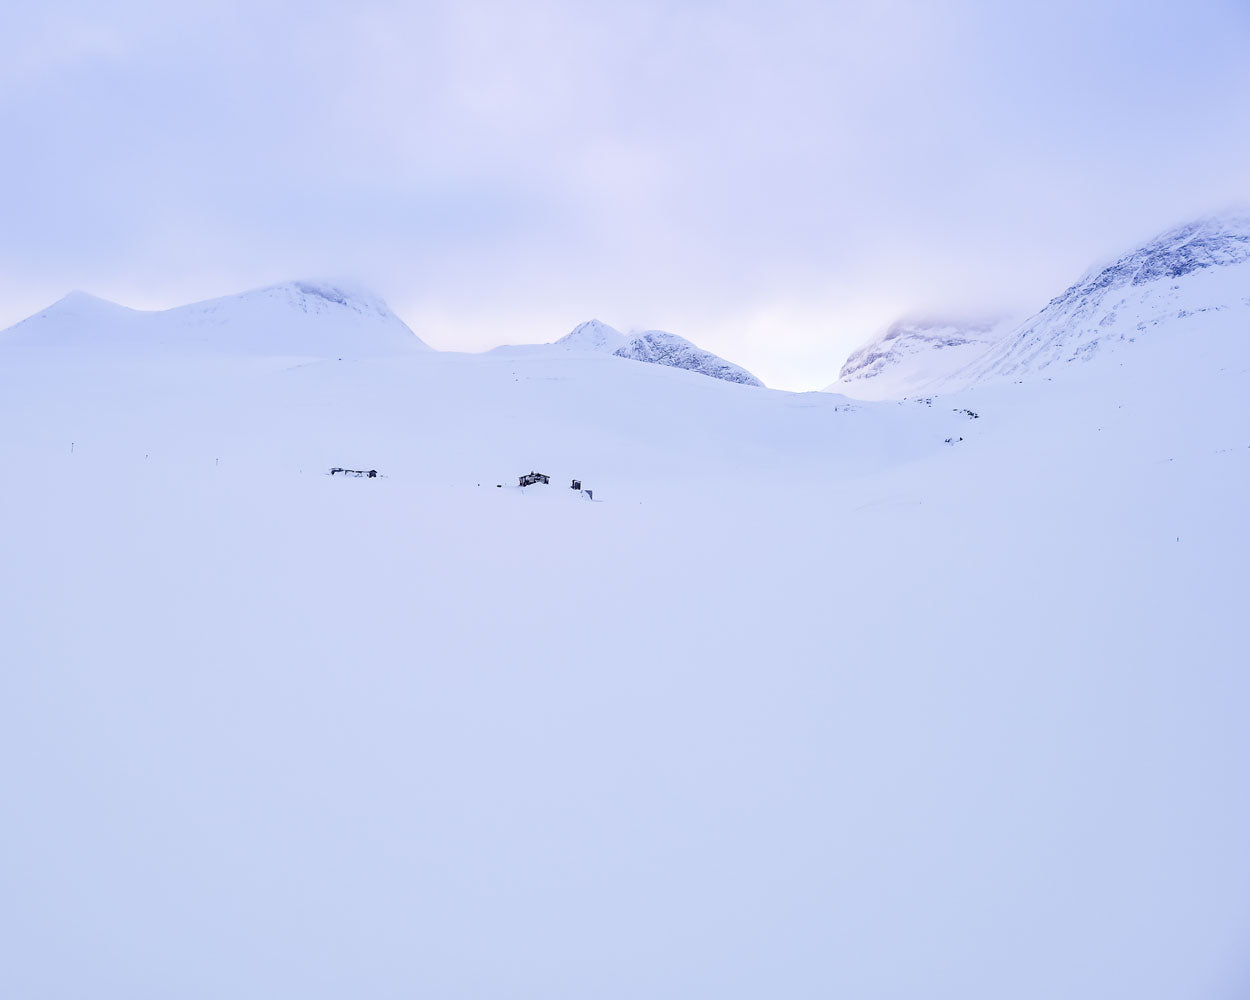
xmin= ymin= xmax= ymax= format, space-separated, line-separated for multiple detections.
xmin=0 ymin=281 xmax=429 ymax=360
xmin=0 ymin=291 xmax=146 ymax=350
xmin=488 ymin=319 xmax=628 ymax=357
xmin=1 ymin=260 xmax=1248 ymax=998
xmin=948 ymin=213 xmax=1250 ymax=388
xmin=552 ymin=318 xmax=629 ymax=353
xmin=826 ymin=213 xmax=1250 ymax=399
xmin=490 ymin=321 xmax=763 ymax=387
xmin=829 ymin=318 xmax=1008 ymax=400
xmin=613 ymin=329 xmax=764 ymax=386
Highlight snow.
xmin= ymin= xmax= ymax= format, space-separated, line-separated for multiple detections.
xmin=1 ymin=281 xmax=430 ymax=361
xmin=613 ymin=329 xmax=765 ymax=386
xmin=553 ymin=318 xmax=630 ymax=353
xmin=827 ymin=213 xmax=1250 ymax=400
xmin=489 ymin=320 xmax=764 ymax=386
xmin=830 ymin=318 xmax=1009 ymax=400
xmin=1 ymin=270 xmax=1248 ymax=999
xmin=952 ymin=214 xmax=1250 ymax=386
xmin=488 ymin=318 xmax=628 ymax=357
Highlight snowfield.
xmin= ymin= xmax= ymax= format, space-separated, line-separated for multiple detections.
xmin=1 ymin=264 xmax=1248 ymax=999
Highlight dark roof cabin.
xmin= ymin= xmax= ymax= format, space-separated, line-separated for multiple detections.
xmin=518 ymin=471 xmax=550 ymax=487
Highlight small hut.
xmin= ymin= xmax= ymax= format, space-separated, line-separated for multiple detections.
xmin=518 ymin=471 xmax=550 ymax=487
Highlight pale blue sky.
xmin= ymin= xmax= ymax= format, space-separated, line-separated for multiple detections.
xmin=2 ymin=0 xmax=1248 ymax=388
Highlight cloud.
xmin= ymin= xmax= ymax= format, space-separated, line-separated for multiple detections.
xmin=1 ymin=0 xmax=1248 ymax=388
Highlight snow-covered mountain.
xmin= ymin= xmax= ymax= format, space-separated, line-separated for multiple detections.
xmin=949 ymin=213 xmax=1250 ymax=387
xmin=0 ymin=281 xmax=430 ymax=360
xmin=490 ymin=321 xmax=764 ymax=386
xmin=0 ymin=291 xmax=145 ymax=350
xmin=825 ymin=213 xmax=1250 ymax=399
xmin=3 ymin=222 xmax=1249 ymax=998
xmin=829 ymin=318 xmax=1008 ymax=400
xmin=488 ymin=318 xmax=628 ymax=357
xmin=552 ymin=318 xmax=629 ymax=353
xmin=613 ymin=330 xmax=764 ymax=386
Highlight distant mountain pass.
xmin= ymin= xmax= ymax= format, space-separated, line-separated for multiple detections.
xmin=830 ymin=319 xmax=1006 ymax=400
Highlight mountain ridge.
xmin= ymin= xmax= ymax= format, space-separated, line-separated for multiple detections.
xmin=488 ymin=320 xmax=764 ymax=386
xmin=613 ymin=330 xmax=764 ymax=387
xmin=823 ymin=211 xmax=1250 ymax=399
xmin=949 ymin=213 xmax=1250 ymax=387
xmin=0 ymin=280 xmax=431 ymax=359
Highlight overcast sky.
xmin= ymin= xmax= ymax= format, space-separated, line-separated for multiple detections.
xmin=2 ymin=0 xmax=1248 ymax=388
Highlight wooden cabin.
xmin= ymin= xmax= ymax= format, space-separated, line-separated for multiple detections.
xmin=518 ymin=471 xmax=550 ymax=487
